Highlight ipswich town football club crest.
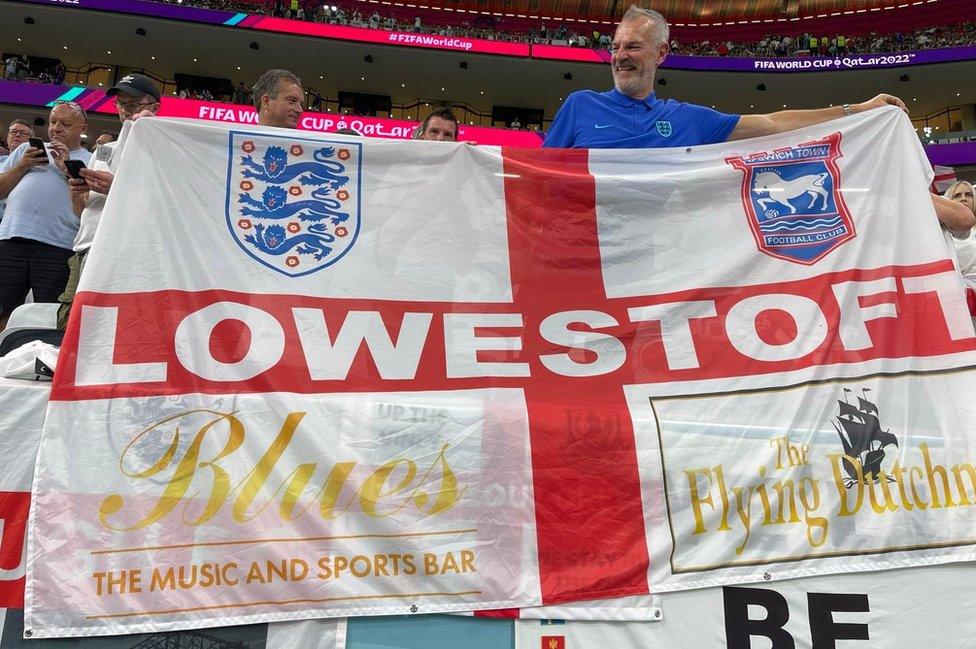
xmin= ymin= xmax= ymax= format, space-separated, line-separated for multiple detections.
xmin=725 ymin=132 xmax=854 ymax=265
xmin=226 ymin=132 xmax=361 ymax=277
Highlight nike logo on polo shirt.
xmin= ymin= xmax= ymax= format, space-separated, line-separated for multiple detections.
xmin=594 ymin=123 xmax=613 ymax=129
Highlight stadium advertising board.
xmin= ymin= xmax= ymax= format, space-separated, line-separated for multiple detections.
xmin=0 ymin=81 xmax=544 ymax=147
xmin=532 ymin=43 xmax=976 ymax=71
xmin=249 ymin=17 xmax=531 ymax=57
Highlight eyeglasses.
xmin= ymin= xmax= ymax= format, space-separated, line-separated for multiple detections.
xmin=7 ymin=129 xmax=32 ymax=137
xmin=115 ymin=99 xmax=159 ymax=113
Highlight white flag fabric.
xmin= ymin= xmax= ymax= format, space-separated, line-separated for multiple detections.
xmin=24 ymin=107 xmax=976 ymax=638
xmin=0 ymin=379 xmax=48 ymax=611
xmin=265 ymin=617 xmax=346 ymax=649
xmin=516 ymin=563 xmax=976 ymax=649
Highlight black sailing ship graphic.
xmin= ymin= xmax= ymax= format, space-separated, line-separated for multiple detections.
xmin=831 ymin=388 xmax=899 ymax=488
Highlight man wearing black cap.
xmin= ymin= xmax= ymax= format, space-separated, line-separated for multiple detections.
xmin=57 ymin=73 xmax=160 ymax=328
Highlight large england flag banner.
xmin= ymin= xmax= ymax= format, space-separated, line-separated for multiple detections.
xmin=24 ymin=106 xmax=976 ymax=637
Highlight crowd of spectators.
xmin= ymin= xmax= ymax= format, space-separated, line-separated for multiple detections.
xmin=151 ymin=0 xmax=976 ymax=56
xmin=672 ymin=23 xmax=976 ymax=57
xmin=3 ymin=55 xmax=66 ymax=84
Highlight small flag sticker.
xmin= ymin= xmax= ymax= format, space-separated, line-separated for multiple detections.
xmin=542 ymin=636 xmax=566 ymax=649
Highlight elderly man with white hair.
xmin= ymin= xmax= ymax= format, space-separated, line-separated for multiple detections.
xmin=543 ymin=4 xmax=907 ymax=149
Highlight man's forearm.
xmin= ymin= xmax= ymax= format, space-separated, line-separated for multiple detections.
xmin=728 ymin=94 xmax=907 ymax=141
xmin=0 ymin=165 xmax=29 ymax=200
xmin=765 ymin=106 xmax=850 ymax=133
xmin=729 ymin=106 xmax=849 ymax=141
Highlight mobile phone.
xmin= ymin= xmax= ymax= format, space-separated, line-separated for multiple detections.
xmin=27 ymin=137 xmax=52 ymax=164
xmin=64 ymin=159 xmax=87 ymax=179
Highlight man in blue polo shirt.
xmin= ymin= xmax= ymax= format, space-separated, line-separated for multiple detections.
xmin=544 ymin=5 xmax=907 ymax=149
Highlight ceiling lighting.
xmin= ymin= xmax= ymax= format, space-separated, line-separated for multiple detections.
xmin=361 ymin=76 xmax=365 ymax=81
xmin=319 ymin=75 xmax=323 ymax=79
xmin=441 ymin=87 xmax=445 ymax=91
xmin=17 ymin=37 xmax=21 ymax=42
xmin=782 ymin=104 xmax=787 ymax=108
xmin=237 ymin=66 xmax=241 ymax=70
xmin=106 ymin=50 xmax=112 ymax=54
xmin=63 ymin=45 xmax=68 ymax=50
xmin=401 ymin=83 xmax=405 ymax=87
xmin=193 ymin=58 xmax=198 ymax=62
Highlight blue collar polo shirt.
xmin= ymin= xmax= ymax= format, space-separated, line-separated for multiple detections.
xmin=543 ymin=89 xmax=740 ymax=149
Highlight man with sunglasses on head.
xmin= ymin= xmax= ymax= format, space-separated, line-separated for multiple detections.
xmin=0 ymin=102 xmax=89 ymax=330
xmin=57 ymin=74 xmax=161 ymax=329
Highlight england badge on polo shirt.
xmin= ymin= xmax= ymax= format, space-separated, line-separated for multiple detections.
xmin=725 ymin=132 xmax=855 ymax=265
xmin=227 ymin=132 xmax=362 ymax=277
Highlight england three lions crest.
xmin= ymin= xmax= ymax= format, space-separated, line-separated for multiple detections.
xmin=226 ymin=132 xmax=361 ymax=277
xmin=726 ymin=132 xmax=855 ymax=265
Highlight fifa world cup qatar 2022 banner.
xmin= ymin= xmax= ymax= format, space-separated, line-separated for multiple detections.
xmin=23 ymin=106 xmax=976 ymax=637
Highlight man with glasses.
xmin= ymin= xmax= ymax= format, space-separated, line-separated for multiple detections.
xmin=0 ymin=119 xmax=35 ymax=222
xmin=57 ymin=74 xmax=160 ymax=329
xmin=2 ymin=120 xmax=33 ymax=159
xmin=0 ymin=102 xmax=89 ymax=330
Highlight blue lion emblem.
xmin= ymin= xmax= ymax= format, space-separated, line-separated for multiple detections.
xmin=240 ymin=145 xmax=350 ymax=188
xmin=238 ymin=186 xmax=349 ymax=225
xmin=227 ymin=132 xmax=362 ymax=277
xmin=244 ymin=223 xmax=335 ymax=260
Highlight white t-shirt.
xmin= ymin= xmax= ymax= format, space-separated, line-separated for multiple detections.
xmin=0 ymin=143 xmax=91 ymax=249
xmin=948 ymin=229 xmax=976 ymax=291
xmin=72 ymin=141 xmax=117 ymax=253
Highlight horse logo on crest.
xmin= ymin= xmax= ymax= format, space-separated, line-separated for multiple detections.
xmin=226 ymin=133 xmax=361 ymax=276
xmin=725 ymin=132 xmax=854 ymax=265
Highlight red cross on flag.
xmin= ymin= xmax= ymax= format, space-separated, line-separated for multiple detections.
xmin=25 ymin=107 xmax=976 ymax=638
